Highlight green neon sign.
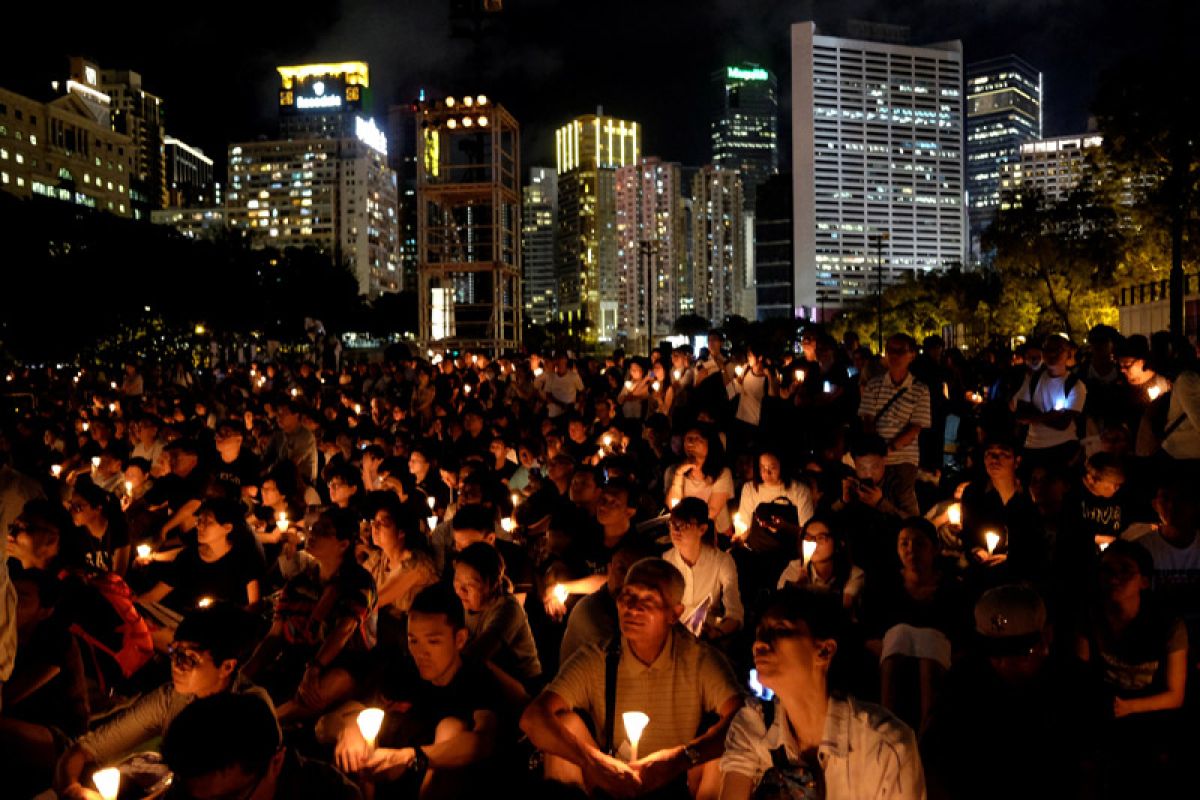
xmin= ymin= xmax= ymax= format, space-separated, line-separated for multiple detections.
xmin=727 ymin=66 xmax=769 ymax=81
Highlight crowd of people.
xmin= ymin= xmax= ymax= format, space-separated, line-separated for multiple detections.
xmin=0 ymin=321 xmax=1198 ymax=799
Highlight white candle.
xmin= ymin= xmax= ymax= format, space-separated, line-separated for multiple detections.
xmin=673 ymin=370 xmax=682 ymax=381
xmin=553 ymin=584 xmax=569 ymax=604
xmin=603 ymin=434 xmax=613 ymax=447
xmin=428 ymin=496 xmax=438 ymax=510
xmin=802 ymin=539 xmax=818 ymax=565
xmin=947 ymin=503 xmax=962 ymax=527
xmin=823 ymin=380 xmax=834 ymax=394
xmin=1147 ymin=384 xmax=1162 ymax=401
xmin=125 ymin=480 xmax=134 ymax=495
xmin=984 ymin=531 xmax=1001 ymax=556
xmin=91 ymin=456 xmax=101 ymax=469
xmin=277 ymin=512 xmax=289 ymax=532
xmin=794 ymin=369 xmax=805 ymax=382
xmin=735 ymin=366 xmax=745 ymax=378
xmin=501 ymin=517 xmax=516 ymax=533
xmin=652 ymin=381 xmax=661 ymax=392
xmin=464 ymin=384 xmax=472 ymax=394
xmin=82 ymin=422 xmax=89 ymax=432
xmin=136 ymin=544 xmax=152 ymax=559
xmin=534 ymin=367 xmax=544 ymax=377
xmin=426 ymin=515 xmax=439 ymax=530
xmin=1098 ymin=540 xmax=1111 ymax=552
xmin=51 ymin=464 xmax=63 ymax=478
xmin=354 ymin=403 xmax=363 ymax=415
xmin=510 ymin=492 xmax=521 ymax=507
xmin=357 ymin=707 xmax=386 ymax=749
xmin=624 ymin=380 xmax=633 ymax=390
xmin=623 ymin=711 xmax=650 ymax=761
xmin=197 ymin=596 xmax=214 ymax=609
xmin=93 ymin=767 xmax=121 ymax=800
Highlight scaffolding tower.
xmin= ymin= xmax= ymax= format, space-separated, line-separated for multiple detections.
xmin=416 ymin=95 xmax=521 ymax=353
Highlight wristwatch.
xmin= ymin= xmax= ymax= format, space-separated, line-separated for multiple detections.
xmin=682 ymin=745 xmax=702 ymax=767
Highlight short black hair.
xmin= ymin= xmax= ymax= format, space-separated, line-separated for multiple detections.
xmin=850 ymin=433 xmax=888 ymax=459
xmin=162 ymin=693 xmax=281 ymax=785
xmin=409 ymin=582 xmax=466 ymax=630
xmin=670 ymin=496 xmax=709 ymax=527
xmin=174 ymin=605 xmax=259 ymax=666
xmin=451 ymin=503 xmax=495 ymax=534
xmin=760 ymin=586 xmax=846 ymax=643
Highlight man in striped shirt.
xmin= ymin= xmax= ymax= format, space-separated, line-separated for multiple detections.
xmin=858 ymin=334 xmax=931 ymax=517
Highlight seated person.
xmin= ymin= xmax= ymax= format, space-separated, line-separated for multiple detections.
xmin=521 ymin=558 xmax=743 ymax=799
xmin=164 ymin=692 xmax=360 ymax=800
xmin=559 ymin=539 xmax=658 ymax=665
xmin=662 ymin=498 xmax=743 ymax=640
xmin=55 ymin=605 xmax=265 ymax=800
xmin=777 ymin=516 xmax=865 ymax=611
xmin=831 ymin=435 xmax=906 ymax=579
xmin=453 ymin=542 xmax=543 ymax=691
xmin=68 ymin=481 xmax=131 ymax=575
xmin=243 ymin=507 xmax=376 ymax=723
xmin=362 ymin=492 xmax=439 ymax=651
xmin=958 ymin=434 xmax=1047 ymax=583
xmin=719 ymin=587 xmax=924 ymax=799
xmin=0 ymin=567 xmax=89 ymax=798
xmin=324 ymin=584 xmax=502 ymax=799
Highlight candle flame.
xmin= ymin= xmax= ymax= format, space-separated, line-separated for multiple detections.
xmin=553 ymin=584 xmax=569 ymax=604
xmin=93 ymin=767 xmax=121 ymax=800
xmin=802 ymin=539 xmax=818 ymax=565
xmin=357 ymin=707 xmax=386 ymax=747
xmin=137 ymin=544 xmax=152 ymax=559
xmin=985 ymin=531 xmax=1001 ymax=555
xmin=947 ymin=503 xmax=962 ymax=526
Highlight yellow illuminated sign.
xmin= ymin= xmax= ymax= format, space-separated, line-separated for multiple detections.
xmin=277 ymin=62 xmax=370 ymax=89
xmin=424 ymin=128 xmax=440 ymax=177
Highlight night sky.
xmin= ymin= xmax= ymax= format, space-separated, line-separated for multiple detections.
xmin=3 ymin=0 xmax=1172 ymax=177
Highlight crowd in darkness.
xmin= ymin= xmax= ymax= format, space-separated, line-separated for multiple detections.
xmin=1 ymin=322 xmax=1198 ymax=800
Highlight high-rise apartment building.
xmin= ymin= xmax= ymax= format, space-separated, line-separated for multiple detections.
xmin=97 ymin=63 xmax=166 ymax=217
xmin=965 ymin=55 xmax=1041 ymax=260
xmin=164 ymin=136 xmax=216 ymax=208
xmin=755 ymin=173 xmax=794 ymax=319
xmin=0 ymin=77 xmax=135 ymax=217
xmin=999 ymin=133 xmax=1104 ymax=206
xmin=614 ymin=157 xmax=686 ymax=347
xmin=791 ymin=21 xmax=965 ymax=318
xmin=386 ymin=99 xmax=421 ymax=292
xmin=226 ymin=62 xmax=399 ymax=297
xmin=555 ymin=110 xmax=641 ymax=343
xmin=522 ymin=167 xmax=557 ymax=326
xmin=691 ymin=165 xmax=746 ymax=325
xmin=712 ymin=63 xmax=779 ymax=212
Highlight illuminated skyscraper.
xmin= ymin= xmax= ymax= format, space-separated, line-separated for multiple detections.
xmin=522 ymin=167 xmax=557 ymax=326
xmin=387 ymin=99 xmax=421 ymax=292
xmin=791 ymin=21 xmax=965 ymax=318
xmin=555 ymin=110 xmax=641 ymax=343
xmin=711 ymin=63 xmax=778 ymax=212
xmin=614 ymin=157 xmax=685 ymax=348
xmin=226 ymin=62 xmax=399 ymax=297
xmin=163 ymin=136 xmax=216 ymax=208
xmin=999 ymin=133 xmax=1105 ymax=205
xmin=691 ymin=165 xmax=746 ymax=325
xmin=965 ymin=55 xmax=1041 ymax=261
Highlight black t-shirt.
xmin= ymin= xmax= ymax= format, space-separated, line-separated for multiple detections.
xmin=161 ymin=542 xmax=265 ymax=611
xmin=64 ymin=524 xmax=130 ymax=575
xmin=145 ymin=471 xmax=206 ymax=515
xmin=210 ymin=450 xmax=262 ymax=493
xmin=378 ymin=658 xmax=503 ymax=748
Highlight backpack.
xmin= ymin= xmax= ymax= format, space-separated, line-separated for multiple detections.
xmin=67 ymin=571 xmax=155 ymax=690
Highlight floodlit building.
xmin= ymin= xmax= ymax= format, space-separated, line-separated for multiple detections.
xmin=0 ymin=77 xmax=134 ymax=217
xmin=712 ymin=63 xmax=779 ymax=212
xmin=555 ymin=110 xmax=641 ymax=343
xmin=1000 ymin=133 xmax=1104 ymax=205
xmin=522 ymin=167 xmax=557 ymax=326
xmin=965 ymin=55 xmax=1042 ymax=260
xmin=791 ymin=21 xmax=965 ymax=319
xmin=614 ymin=157 xmax=686 ymax=347
xmin=225 ymin=62 xmax=400 ymax=297
xmin=97 ymin=62 xmax=166 ymax=217
xmin=691 ymin=165 xmax=747 ymax=325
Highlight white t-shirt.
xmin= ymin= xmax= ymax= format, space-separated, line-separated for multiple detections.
xmin=667 ymin=465 xmax=735 ymax=534
xmin=536 ymin=370 xmax=584 ymax=418
xmin=730 ymin=372 xmax=768 ymax=426
xmin=1016 ymin=371 xmax=1087 ymax=450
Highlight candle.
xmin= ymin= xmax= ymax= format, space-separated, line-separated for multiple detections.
xmin=624 ymin=380 xmax=634 ymax=390
xmin=426 ymin=515 xmax=439 ymax=530
xmin=802 ymin=539 xmax=818 ymax=565
xmin=534 ymin=367 xmax=544 ymax=377
xmin=823 ymin=380 xmax=834 ymax=394
xmin=735 ymin=366 xmax=745 ymax=378
xmin=82 ymin=422 xmax=90 ymax=432
xmin=354 ymin=403 xmax=363 ymax=415
xmin=510 ymin=492 xmax=521 ymax=507
xmin=1098 ymin=540 xmax=1111 ymax=552
xmin=137 ymin=543 xmax=152 ymax=559
xmin=93 ymin=767 xmax=121 ymax=800
xmin=603 ymin=434 xmax=613 ymax=448
xmin=673 ymin=370 xmax=682 ymax=381
xmin=947 ymin=503 xmax=962 ymax=527
xmin=197 ymin=596 xmax=214 ymax=609
xmin=108 ymin=403 xmax=117 ymax=413
xmin=1147 ymin=384 xmax=1162 ymax=401
xmin=91 ymin=456 xmax=101 ymax=468
xmin=501 ymin=517 xmax=516 ymax=533
xmin=733 ymin=513 xmax=749 ymax=536
xmin=277 ymin=512 xmax=289 ymax=532
xmin=794 ymin=369 xmax=805 ymax=383
xmin=125 ymin=480 xmax=134 ymax=495
xmin=110 ymin=381 xmax=118 ymax=390
xmin=623 ymin=711 xmax=650 ymax=761
xmin=1054 ymin=396 xmax=1067 ymax=411
xmin=652 ymin=381 xmax=661 ymax=392
xmin=51 ymin=464 xmax=63 ymax=478
xmin=428 ymin=496 xmax=438 ymax=510
xmin=356 ymin=707 xmax=386 ymax=750
xmin=669 ymin=497 xmax=680 ymax=509
xmin=984 ymin=530 xmax=1001 ymax=556
xmin=596 ymin=448 xmax=606 ymax=461
xmin=553 ymin=584 xmax=570 ymax=604
xmin=463 ymin=384 xmax=472 ymax=394
xmin=290 ymin=387 xmax=298 ymax=397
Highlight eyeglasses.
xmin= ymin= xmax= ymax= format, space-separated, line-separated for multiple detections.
xmin=668 ymin=518 xmax=701 ymax=531
xmin=167 ymin=644 xmax=206 ymax=672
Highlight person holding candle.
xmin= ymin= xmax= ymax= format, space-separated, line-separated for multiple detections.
xmin=68 ymin=481 xmax=131 ymax=576
xmin=362 ymin=492 xmax=438 ymax=651
xmin=734 ymin=449 xmax=814 ymax=576
xmin=777 ymin=517 xmax=865 ymax=611
xmin=662 ymin=498 xmax=743 ymax=641
xmin=521 ymin=557 xmax=743 ymax=799
xmin=666 ymin=425 xmax=735 ymax=539
xmin=719 ymin=588 xmax=924 ymax=800
xmin=1011 ymin=334 xmax=1086 ymax=478
xmin=55 ymin=605 xmax=267 ymax=800
xmin=617 ymin=359 xmax=653 ymax=420
xmin=958 ymin=435 xmax=1046 ymax=584
xmin=323 ymin=583 xmax=502 ymax=798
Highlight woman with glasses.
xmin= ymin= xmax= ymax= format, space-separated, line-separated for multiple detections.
xmin=362 ymin=492 xmax=438 ymax=650
xmin=68 ymin=482 xmax=130 ymax=576
xmin=136 ymin=498 xmax=265 ymax=615
xmin=777 ymin=517 xmax=865 ymax=612
xmin=663 ymin=497 xmax=743 ymax=641
xmin=666 ymin=424 xmax=735 ymax=538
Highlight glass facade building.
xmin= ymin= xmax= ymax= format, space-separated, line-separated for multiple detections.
xmin=711 ymin=63 xmax=778 ymax=212
xmin=522 ymin=167 xmax=557 ymax=326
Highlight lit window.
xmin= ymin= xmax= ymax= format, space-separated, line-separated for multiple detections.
xmin=15 ymin=153 xmax=23 ymax=164
xmin=29 ymin=134 xmax=37 ymax=145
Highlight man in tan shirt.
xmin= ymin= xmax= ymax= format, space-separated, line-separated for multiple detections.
xmin=521 ymin=558 xmax=742 ymax=798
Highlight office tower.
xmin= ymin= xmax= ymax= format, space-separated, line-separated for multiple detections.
xmin=614 ymin=157 xmax=685 ymax=347
xmin=965 ymin=55 xmax=1042 ymax=261
xmin=225 ymin=62 xmax=399 ymax=297
xmin=999 ymin=133 xmax=1105 ymax=206
xmin=416 ymin=94 xmax=521 ymax=351
xmin=387 ymin=99 xmax=421 ymax=292
xmin=0 ymin=72 xmax=134 ymax=217
xmin=691 ymin=165 xmax=746 ymax=325
xmin=522 ymin=167 xmax=557 ymax=326
xmin=755 ymin=173 xmax=794 ymax=320
xmin=277 ymin=62 xmax=371 ymax=140
xmin=791 ymin=21 xmax=965 ymax=319
xmin=711 ymin=63 xmax=779 ymax=212
xmin=163 ymin=136 xmax=216 ymax=208
xmin=555 ymin=110 xmax=641 ymax=343
xmin=98 ymin=64 xmax=166 ymax=217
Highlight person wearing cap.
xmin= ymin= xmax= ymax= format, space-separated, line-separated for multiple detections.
xmin=922 ymin=584 xmax=1096 ymax=800
xmin=521 ymin=557 xmax=742 ymax=799
xmin=720 ymin=587 xmax=924 ymax=800
xmin=162 ymin=692 xmax=359 ymax=800
xmin=55 ymin=605 xmax=269 ymax=800
xmin=244 ymin=507 xmax=376 ymax=724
